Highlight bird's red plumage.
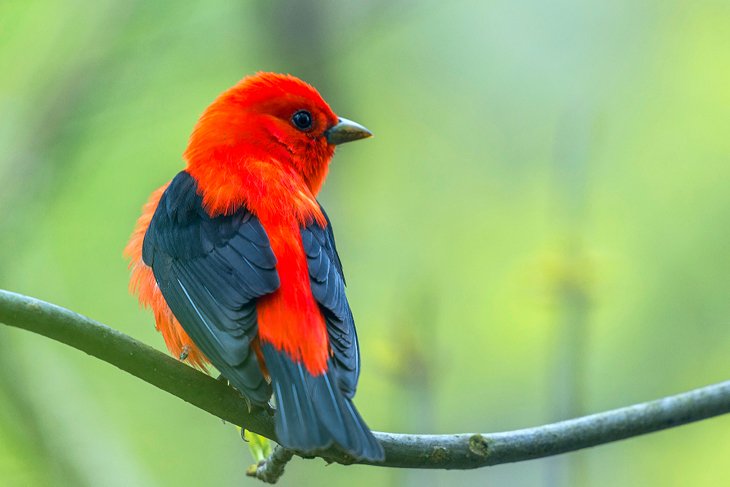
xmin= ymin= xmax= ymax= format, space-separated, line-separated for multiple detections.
xmin=129 ymin=73 xmax=339 ymax=375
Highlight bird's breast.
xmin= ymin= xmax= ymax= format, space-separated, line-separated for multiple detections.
xmin=255 ymin=216 xmax=330 ymax=376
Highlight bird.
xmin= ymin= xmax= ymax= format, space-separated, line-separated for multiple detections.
xmin=124 ymin=72 xmax=384 ymax=461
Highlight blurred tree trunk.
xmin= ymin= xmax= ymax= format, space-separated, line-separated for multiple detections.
xmin=389 ymin=288 xmax=438 ymax=487
xmin=252 ymin=1 xmax=337 ymax=97
xmin=545 ymin=105 xmax=597 ymax=487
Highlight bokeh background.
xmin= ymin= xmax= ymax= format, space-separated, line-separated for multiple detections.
xmin=1 ymin=1 xmax=729 ymax=486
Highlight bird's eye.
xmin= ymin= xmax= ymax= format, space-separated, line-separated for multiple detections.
xmin=291 ymin=110 xmax=313 ymax=131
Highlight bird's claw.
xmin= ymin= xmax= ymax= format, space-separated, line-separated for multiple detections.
xmin=179 ymin=345 xmax=190 ymax=361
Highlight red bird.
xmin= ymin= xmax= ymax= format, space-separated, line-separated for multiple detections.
xmin=124 ymin=72 xmax=383 ymax=460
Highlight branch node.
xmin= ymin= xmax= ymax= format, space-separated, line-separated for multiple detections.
xmin=246 ymin=445 xmax=295 ymax=484
xmin=468 ymin=434 xmax=489 ymax=457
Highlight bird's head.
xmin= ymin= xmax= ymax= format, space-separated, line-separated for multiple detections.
xmin=183 ymin=72 xmax=371 ymax=197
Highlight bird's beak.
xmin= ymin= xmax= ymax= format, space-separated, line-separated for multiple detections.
xmin=325 ymin=117 xmax=372 ymax=145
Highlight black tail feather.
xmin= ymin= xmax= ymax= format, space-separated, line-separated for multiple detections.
xmin=262 ymin=343 xmax=384 ymax=461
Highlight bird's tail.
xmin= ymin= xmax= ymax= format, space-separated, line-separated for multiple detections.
xmin=261 ymin=343 xmax=384 ymax=461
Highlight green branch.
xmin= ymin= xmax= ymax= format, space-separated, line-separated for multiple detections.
xmin=0 ymin=289 xmax=277 ymax=437
xmin=1 ymin=288 xmax=729 ymax=471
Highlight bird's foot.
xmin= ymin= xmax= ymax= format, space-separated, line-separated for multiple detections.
xmin=179 ymin=345 xmax=190 ymax=361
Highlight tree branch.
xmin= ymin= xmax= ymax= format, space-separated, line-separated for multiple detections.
xmin=1 ymin=288 xmax=729 ymax=471
xmin=247 ymin=446 xmax=295 ymax=483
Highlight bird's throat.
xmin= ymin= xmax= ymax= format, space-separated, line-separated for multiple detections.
xmin=186 ymin=157 xmax=326 ymax=227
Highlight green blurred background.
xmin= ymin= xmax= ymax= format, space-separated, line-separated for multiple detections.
xmin=1 ymin=1 xmax=729 ymax=486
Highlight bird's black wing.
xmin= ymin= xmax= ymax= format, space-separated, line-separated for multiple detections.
xmin=301 ymin=206 xmax=360 ymax=397
xmin=142 ymin=171 xmax=279 ymax=405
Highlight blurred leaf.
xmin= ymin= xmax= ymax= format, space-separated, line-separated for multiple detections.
xmin=243 ymin=429 xmax=273 ymax=464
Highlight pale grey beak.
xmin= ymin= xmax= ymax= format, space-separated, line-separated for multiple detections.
xmin=325 ymin=117 xmax=372 ymax=145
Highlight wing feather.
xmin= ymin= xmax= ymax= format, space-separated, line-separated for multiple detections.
xmin=142 ymin=171 xmax=278 ymax=404
xmin=301 ymin=206 xmax=359 ymax=398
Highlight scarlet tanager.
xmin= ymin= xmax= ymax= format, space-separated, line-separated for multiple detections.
xmin=124 ymin=72 xmax=383 ymax=461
